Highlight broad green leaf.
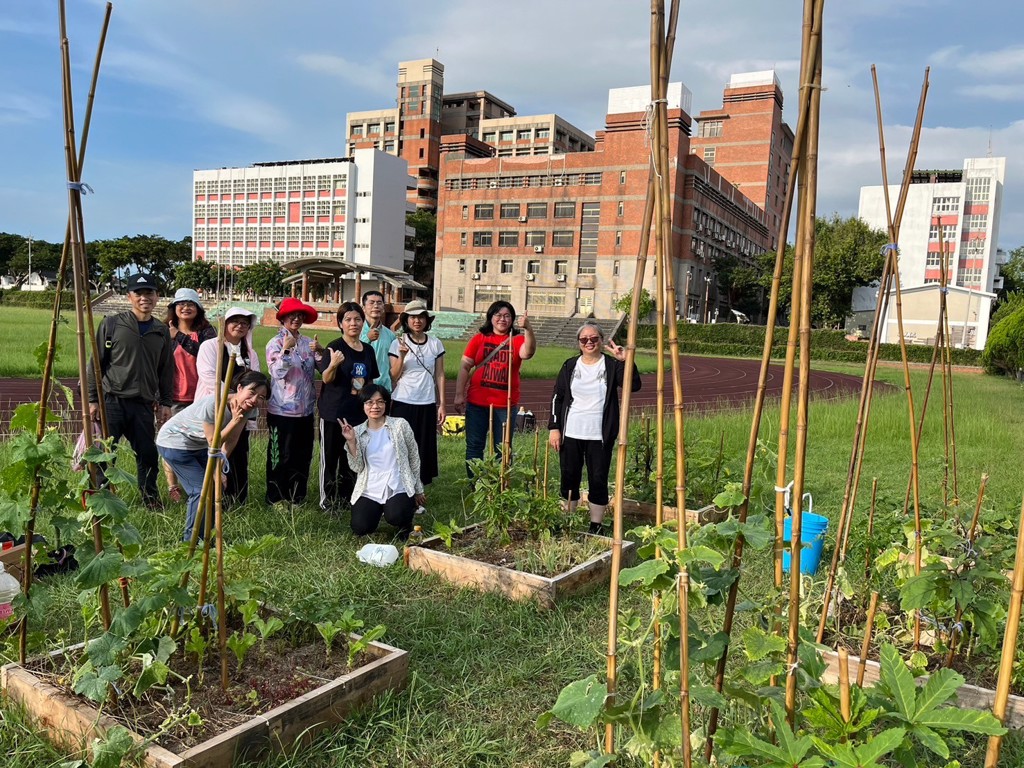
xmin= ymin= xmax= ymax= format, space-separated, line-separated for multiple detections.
xmin=10 ymin=403 xmax=57 ymax=432
xmin=950 ymin=577 xmax=975 ymax=608
xmin=910 ymin=723 xmax=950 ymax=757
xmin=76 ymin=550 xmax=123 ymax=589
xmin=677 ymin=545 xmax=726 ymax=570
xmin=736 ymin=520 xmax=772 ymax=550
xmin=545 ymin=674 xmax=607 ymax=729
xmin=689 ymin=684 xmax=728 ymax=711
xmin=133 ymin=658 xmax=170 ymax=696
xmin=619 ymin=559 xmax=670 ymax=588
xmin=689 ymin=631 xmax=729 ymax=663
xmin=769 ymin=699 xmax=816 ymax=763
xmin=91 ymin=725 xmax=136 ymax=768
xmin=713 ymin=483 xmax=746 ymax=509
xmin=73 ymin=663 xmax=122 ymax=703
xmin=567 ymin=752 xmax=615 ymax=768
xmin=879 ymin=644 xmax=917 ymax=720
xmin=857 ymin=726 xmax=907 ymax=763
xmin=741 ymin=625 xmax=787 ymax=661
xmin=718 ymin=726 xmax=787 ymax=761
xmin=85 ymin=489 xmax=130 ymax=523
xmin=85 ymin=633 xmax=127 ymax=667
xmin=915 ymin=668 xmax=964 ymax=717
xmin=899 ymin=572 xmax=940 ymax=611
xmin=916 ymin=707 xmax=1007 ymax=736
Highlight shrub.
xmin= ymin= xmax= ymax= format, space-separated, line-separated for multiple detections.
xmin=0 ymin=290 xmax=76 ymax=309
xmin=982 ymin=300 xmax=1024 ymax=375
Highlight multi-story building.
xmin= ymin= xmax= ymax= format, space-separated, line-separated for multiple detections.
xmin=346 ymin=59 xmax=595 ymax=211
xmin=433 ymin=82 xmax=773 ymax=319
xmin=689 ymin=71 xmax=794 ymax=252
xmin=192 ymin=150 xmax=415 ymax=296
xmin=859 ymin=157 xmax=1006 ymax=292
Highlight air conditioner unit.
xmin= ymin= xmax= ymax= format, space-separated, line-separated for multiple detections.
xmin=472 ymin=273 xmax=481 ymax=280
xmin=534 ymin=245 xmax=544 ymax=253
xmin=556 ymin=274 xmax=567 ymax=282
xmin=519 ymin=216 xmax=528 ymax=223
xmin=525 ymin=274 xmax=536 ymax=281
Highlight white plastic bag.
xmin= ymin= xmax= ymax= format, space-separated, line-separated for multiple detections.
xmin=356 ymin=543 xmax=399 ymax=568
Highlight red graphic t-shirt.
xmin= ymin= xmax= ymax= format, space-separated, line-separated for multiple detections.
xmin=464 ymin=332 xmax=527 ymax=408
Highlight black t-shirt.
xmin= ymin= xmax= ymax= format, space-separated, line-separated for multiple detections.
xmin=316 ymin=338 xmax=379 ymax=425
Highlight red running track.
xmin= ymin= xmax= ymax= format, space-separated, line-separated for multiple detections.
xmin=0 ymin=357 xmax=884 ymax=435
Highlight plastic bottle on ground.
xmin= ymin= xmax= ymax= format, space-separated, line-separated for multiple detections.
xmin=0 ymin=562 xmax=21 ymax=621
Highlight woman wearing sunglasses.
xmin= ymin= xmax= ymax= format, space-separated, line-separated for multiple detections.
xmin=547 ymin=321 xmax=641 ymax=535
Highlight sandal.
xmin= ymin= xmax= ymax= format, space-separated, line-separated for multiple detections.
xmin=168 ymin=485 xmax=184 ymax=503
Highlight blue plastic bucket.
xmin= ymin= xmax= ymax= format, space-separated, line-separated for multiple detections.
xmin=782 ymin=511 xmax=828 ymax=575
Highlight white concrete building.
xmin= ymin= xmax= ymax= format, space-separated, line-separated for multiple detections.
xmin=858 ymin=157 xmax=1005 ymax=293
xmin=192 ymin=150 xmax=415 ymax=278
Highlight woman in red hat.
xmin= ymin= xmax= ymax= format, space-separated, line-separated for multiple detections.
xmin=265 ymin=298 xmax=322 ymax=506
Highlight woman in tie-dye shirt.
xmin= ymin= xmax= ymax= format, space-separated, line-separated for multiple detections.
xmin=265 ymin=298 xmax=323 ymax=506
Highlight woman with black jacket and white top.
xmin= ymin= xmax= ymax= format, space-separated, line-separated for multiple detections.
xmin=547 ymin=321 xmax=641 ymax=534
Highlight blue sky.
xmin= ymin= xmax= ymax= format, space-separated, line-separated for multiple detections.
xmin=2 ymin=0 xmax=1021 ymax=248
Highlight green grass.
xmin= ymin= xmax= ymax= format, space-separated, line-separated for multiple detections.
xmin=2 ymin=310 xmax=1023 ymax=767
xmin=0 ymin=307 xmax=660 ymax=379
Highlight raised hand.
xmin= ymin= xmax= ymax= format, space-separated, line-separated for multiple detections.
xmin=338 ymin=418 xmax=355 ymax=442
xmin=368 ymin=326 xmax=380 ymax=342
xmin=281 ymin=333 xmax=297 ymax=352
xmin=328 ymin=347 xmax=345 ymax=368
xmin=518 ymin=311 xmax=532 ymax=331
xmin=311 ymin=334 xmax=323 ymax=354
xmin=605 ymin=339 xmax=627 ymax=361
xmin=397 ymin=335 xmax=409 ymax=356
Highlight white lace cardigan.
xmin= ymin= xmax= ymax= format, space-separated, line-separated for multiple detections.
xmin=345 ymin=416 xmax=424 ymax=503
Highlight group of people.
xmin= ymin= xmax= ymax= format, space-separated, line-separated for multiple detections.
xmin=88 ymin=274 xmax=640 ymax=542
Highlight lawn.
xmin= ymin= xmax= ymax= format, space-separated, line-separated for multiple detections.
xmin=1 ymin=311 xmax=1023 ymax=766
xmin=0 ymin=306 xmax=661 ymax=379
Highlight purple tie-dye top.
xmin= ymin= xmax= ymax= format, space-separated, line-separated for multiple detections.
xmin=266 ymin=328 xmax=321 ymax=417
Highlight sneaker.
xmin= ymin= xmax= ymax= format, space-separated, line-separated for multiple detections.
xmin=415 ymin=505 xmax=426 ymax=516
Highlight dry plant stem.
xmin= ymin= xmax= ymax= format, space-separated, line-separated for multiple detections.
xmin=488 ymin=404 xmax=495 ymax=460
xmin=863 ymin=479 xmax=878 ymax=582
xmin=532 ymin=429 xmax=540 ymax=481
xmin=704 ymin=0 xmax=823 ymax=753
xmin=542 ymin=441 xmax=550 ymax=498
xmin=785 ymin=29 xmax=823 ymax=727
xmin=944 ymin=473 xmax=988 ymax=668
xmin=502 ymin=343 xmax=514 ymax=485
xmin=984 ymin=493 xmax=1024 ymax=767
xmin=838 ymin=648 xmax=852 ymax=723
xmin=215 ymin=432 xmax=228 ymax=691
xmin=938 ymin=235 xmax=952 ymax=510
xmin=858 ymin=591 xmax=879 ymax=686
xmin=942 ymin=272 xmax=959 ymax=506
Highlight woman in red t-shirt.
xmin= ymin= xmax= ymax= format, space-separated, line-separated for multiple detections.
xmin=163 ymin=288 xmax=216 ymax=501
xmin=453 ymin=301 xmax=535 ymax=475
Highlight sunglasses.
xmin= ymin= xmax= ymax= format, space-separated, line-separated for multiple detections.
xmin=578 ymin=336 xmax=601 ymax=345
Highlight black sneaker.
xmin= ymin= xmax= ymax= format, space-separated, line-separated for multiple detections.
xmin=588 ymin=522 xmax=607 ymax=536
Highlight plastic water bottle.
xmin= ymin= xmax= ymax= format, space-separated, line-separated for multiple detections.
xmin=408 ymin=525 xmax=424 ymax=546
xmin=0 ymin=562 xmax=21 ymax=621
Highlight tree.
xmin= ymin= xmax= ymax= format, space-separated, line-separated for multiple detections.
xmin=1 ymin=234 xmax=63 ymax=276
xmin=236 ymin=260 xmax=287 ymax=300
xmin=982 ymin=299 xmax=1024 ymax=376
xmin=997 ymin=245 xmax=1024 ymax=299
xmin=613 ymin=288 xmax=655 ymax=321
xmin=753 ymin=214 xmax=889 ymax=328
xmin=713 ymin=253 xmax=764 ymax=321
xmin=91 ymin=234 xmax=191 ymax=287
xmin=173 ymin=260 xmax=217 ymax=293
xmin=406 ymin=210 xmax=436 ymax=293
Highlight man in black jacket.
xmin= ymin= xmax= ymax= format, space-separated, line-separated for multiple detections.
xmin=87 ymin=273 xmax=173 ymax=508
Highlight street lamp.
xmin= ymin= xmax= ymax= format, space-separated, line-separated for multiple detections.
xmin=703 ymin=275 xmax=712 ymax=323
xmin=684 ymin=267 xmax=693 ymax=322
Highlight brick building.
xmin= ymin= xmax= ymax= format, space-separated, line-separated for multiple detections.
xmin=433 ymin=82 xmax=775 ymax=320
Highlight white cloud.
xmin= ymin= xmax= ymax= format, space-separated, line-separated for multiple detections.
xmin=957 ymin=84 xmax=1024 ymax=102
xmin=0 ymin=93 xmax=50 ymax=124
xmin=296 ymin=54 xmax=394 ymax=96
xmin=945 ymin=45 xmax=1024 ymax=77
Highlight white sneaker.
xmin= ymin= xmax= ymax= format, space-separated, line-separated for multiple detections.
xmin=415 ymin=505 xmax=426 ymax=516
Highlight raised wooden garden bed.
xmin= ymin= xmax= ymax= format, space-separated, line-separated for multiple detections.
xmin=822 ymin=649 xmax=1024 ymax=730
xmin=405 ymin=525 xmax=636 ymax=608
xmin=1 ymin=635 xmax=408 ymax=768
xmin=577 ymin=494 xmax=726 ymax=526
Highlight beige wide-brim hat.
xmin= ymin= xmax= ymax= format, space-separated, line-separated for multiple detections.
xmin=401 ymin=299 xmax=434 ymax=318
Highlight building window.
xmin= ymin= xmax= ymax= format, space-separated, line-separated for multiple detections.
xmin=527 ymin=260 xmax=541 ymax=274
xmin=458 ymin=259 xmax=466 ymax=273
xmin=964 ymin=214 xmax=988 ymax=231
xmin=351 ymin=125 xmax=364 ymax=136
xmin=517 ymin=129 xmax=531 ymax=140
xmin=368 ymin=123 xmax=381 ymax=135
xmin=552 ymin=231 xmax=574 ymax=247
xmin=462 ymin=205 xmax=469 ymax=220
xmin=932 ymin=196 xmax=961 ymax=213
xmin=385 ymin=121 xmax=395 ymax=133
xmin=554 ymin=260 xmax=567 ymax=275
xmin=615 ymin=231 xmax=622 ymax=246
xmin=500 ymin=203 xmax=521 ymax=219
xmin=965 ymin=176 xmax=991 ymax=202
xmin=698 ymin=120 xmax=723 ymax=138
xmin=419 ymin=148 xmax=424 ymax=159
xmin=482 ymin=132 xmax=496 ymax=143
xmin=536 ymin=127 xmax=550 ymax=139
xmin=501 ymin=260 xmax=514 ymax=274
xmin=457 ymin=287 xmax=465 ymax=303
xmin=527 ymin=202 xmax=547 ymax=219
xmin=704 ymin=146 xmax=716 ymax=164
xmin=460 ymin=232 xmax=467 ymax=246
xmin=619 ymin=171 xmax=627 ymax=184
xmin=617 ymin=200 xmax=624 ymax=217
xmin=473 ymin=231 xmax=493 ymax=247
xmin=384 ymin=141 xmax=395 ymax=152
xmin=498 ymin=231 xmax=519 ymax=247
xmin=474 ymin=204 xmax=494 ymax=220
xmin=613 ymin=261 xmax=620 ymax=276
xmin=553 ymin=201 xmax=576 ymax=218
xmin=526 ymin=231 xmax=545 ymax=247
xmin=474 ymin=259 xmax=488 ymax=273
xmin=499 ymin=130 xmax=514 ymax=142
xmin=928 ymin=223 xmax=958 ymax=242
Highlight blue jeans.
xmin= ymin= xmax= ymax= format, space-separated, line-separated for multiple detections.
xmin=158 ymin=446 xmax=208 ymax=541
xmin=465 ymin=402 xmax=512 ymax=477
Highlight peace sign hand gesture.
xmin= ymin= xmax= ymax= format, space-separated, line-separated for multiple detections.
xmin=339 ymin=418 xmax=355 ymax=442
xmin=605 ymin=339 xmax=627 ymax=361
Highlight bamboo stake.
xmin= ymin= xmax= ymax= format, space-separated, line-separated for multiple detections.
xmin=858 ymin=591 xmax=879 ymax=686
xmin=704 ymin=0 xmax=824 ymax=752
xmin=502 ymin=330 xmax=515 ymax=482
xmin=785 ymin=26 xmax=823 ymax=727
xmin=983 ymin=493 xmax=1024 ymax=766
xmin=838 ymin=648 xmax=852 ymax=724
xmin=532 ymin=428 xmax=540 ymax=484
xmin=542 ymin=440 xmax=550 ymax=499
xmin=942 ymin=265 xmax=960 ymax=507
xmin=20 ymin=1 xmax=112 ymax=664
xmin=938 ymin=234 xmax=952 ymax=511
xmin=864 ymin=479 xmax=878 ymax=582
xmin=817 ymin=66 xmax=930 ymax=643
xmin=945 ymin=473 xmax=987 ymax=668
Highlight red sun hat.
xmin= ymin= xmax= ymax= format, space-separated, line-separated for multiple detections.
xmin=276 ymin=298 xmax=318 ymax=325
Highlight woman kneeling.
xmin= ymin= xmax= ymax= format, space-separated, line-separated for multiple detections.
xmin=339 ymin=385 xmax=426 ymax=539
